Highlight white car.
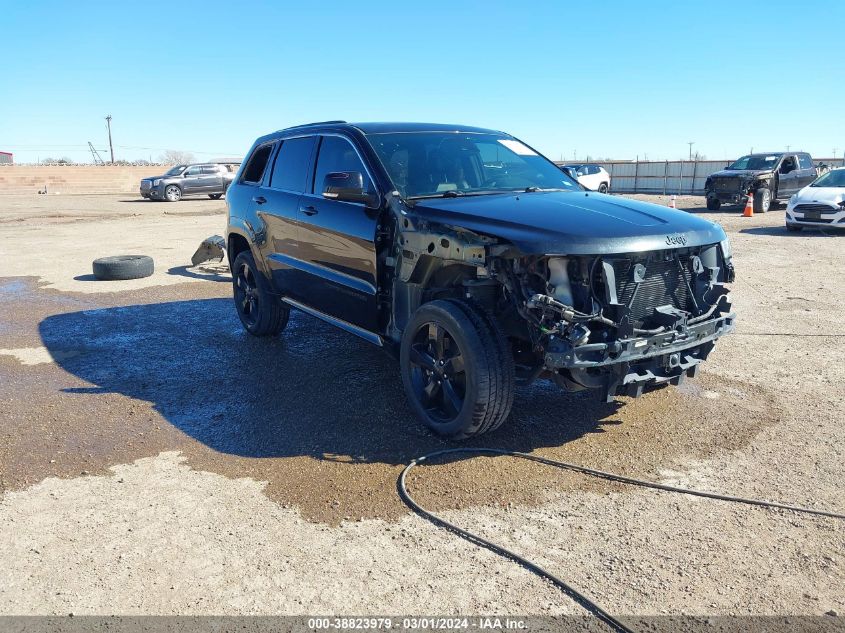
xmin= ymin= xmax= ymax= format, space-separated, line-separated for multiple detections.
xmin=785 ymin=167 xmax=845 ymax=232
xmin=561 ymin=163 xmax=611 ymax=193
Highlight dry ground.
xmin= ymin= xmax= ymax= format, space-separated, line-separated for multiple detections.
xmin=0 ymin=193 xmax=843 ymax=617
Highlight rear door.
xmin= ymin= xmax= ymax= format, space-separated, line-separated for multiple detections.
xmin=260 ymin=135 xmax=317 ymax=298
xmin=200 ymin=165 xmax=223 ymax=191
xmin=181 ymin=165 xmax=204 ymax=192
xmin=797 ymin=154 xmax=817 ymax=189
xmin=293 ymin=134 xmax=381 ymax=331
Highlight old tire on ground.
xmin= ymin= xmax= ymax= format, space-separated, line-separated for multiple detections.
xmin=786 ymin=223 xmax=803 ymax=232
xmin=232 ymin=250 xmax=289 ymax=336
xmin=706 ymin=197 xmax=721 ymax=211
xmin=208 ymin=193 xmax=222 ymax=200
xmin=400 ymin=299 xmax=514 ymax=439
xmin=164 ymin=185 xmax=182 ymax=202
xmin=92 ymin=255 xmax=154 ymax=281
xmin=753 ymin=187 xmax=771 ymax=213
xmin=598 ymin=183 xmax=609 ymax=194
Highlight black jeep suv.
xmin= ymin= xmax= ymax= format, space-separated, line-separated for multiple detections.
xmin=704 ymin=152 xmax=817 ymax=213
xmin=226 ymin=122 xmax=735 ymax=438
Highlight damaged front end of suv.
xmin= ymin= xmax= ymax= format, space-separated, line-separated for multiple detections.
xmin=384 ymin=191 xmax=735 ymax=406
xmin=498 ymin=246 xmax=734 ymax=401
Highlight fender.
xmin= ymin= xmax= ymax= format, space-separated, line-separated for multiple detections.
xmin=226 ymin=216 xmax=273 ymax=279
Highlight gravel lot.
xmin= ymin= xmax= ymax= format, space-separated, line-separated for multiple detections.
xmin=0 ymin=193 xmax=843 ymax=617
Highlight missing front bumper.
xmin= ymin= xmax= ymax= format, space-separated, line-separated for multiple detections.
xmin=543 ymin=312 xmax=736 ymax=402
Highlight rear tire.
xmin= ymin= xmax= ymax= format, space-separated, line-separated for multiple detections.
xmin=753 ymin=187 xmax=771 ymax=213
xmin=208 ymin=193 xmax=222 ymax=200
xmin=400 ymin=299 xmax=514 ymax=439
xmin=706 ymin=197 xmax=721 ymax=211
xmin=598 ymin=183 xmax=609 ymax=194
xmin=232 ymin=251 xmax=289 ymax=336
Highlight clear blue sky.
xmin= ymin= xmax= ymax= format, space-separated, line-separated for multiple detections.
xmin=1 ymin=0 xmax=843 ymax=164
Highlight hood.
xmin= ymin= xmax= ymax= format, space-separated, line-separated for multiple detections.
xmin=411 ymin=191 xmax=726 ymax=255
xmin=709 ymin=168 xmax=772 ymax=179
xmin=793 ymin=186 xmax=845 ymax=205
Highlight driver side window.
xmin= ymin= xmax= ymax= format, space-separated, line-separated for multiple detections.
xmin=780 ymin=157 xmax=796 ymax=174
xmin=184 ymin=166 xmax=202 ymax=177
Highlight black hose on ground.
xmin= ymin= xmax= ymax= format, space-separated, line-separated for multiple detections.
xmin=398 ymin=447 xmax=845 ymax=633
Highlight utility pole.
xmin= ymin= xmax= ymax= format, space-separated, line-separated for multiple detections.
xmin=786 ymin=145 xmax=790 ymax=152
xmin=105 ymin=115 xmax=114 ymax=164
xmin=687 ymin=142 xmax=695 ymax=161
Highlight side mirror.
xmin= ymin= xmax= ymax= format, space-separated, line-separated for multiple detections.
xmin=322 ymin=171 xmax=378 ymax=207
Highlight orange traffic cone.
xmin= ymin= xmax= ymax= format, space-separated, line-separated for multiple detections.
xmin=743 ymin=193 xmax=754 ymax=217
xmin=668 ymin=195 xmax=676 ymax=209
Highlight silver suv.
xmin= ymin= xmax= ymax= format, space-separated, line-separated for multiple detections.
xmin=140 ymin=163 xmax=237 ymax=202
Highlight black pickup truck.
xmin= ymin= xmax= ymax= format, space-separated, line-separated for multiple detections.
xmin=705 ymin=152 xmax=818 ymax=213
xmin=225 ymin=121 xmax=735 ymax=438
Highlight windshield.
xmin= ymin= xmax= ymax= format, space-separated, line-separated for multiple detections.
xmin=365 ymin=132 xmax=581 ymax=199
xmin=810 ymin=169 xmax=845 ymax=187
xmin=727 ymin=155 xmax=780 ymax=171
xmin=165 ymin=164 xmax=187 ymax=176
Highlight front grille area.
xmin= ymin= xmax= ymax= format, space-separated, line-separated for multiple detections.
xmin=140 ymin=180 xmax=152 ymax=191
xmin=712 ymin=177 xmax=742 ymax=193
xmin=799 ymin=217 xmax=834 ymax=224
xmin=608 ymin=255 xmax=695 ymax=327
xmin=795 ymin=203 xmax=838 ymax=213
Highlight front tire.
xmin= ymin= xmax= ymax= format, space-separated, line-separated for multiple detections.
xmin=232 ymin=251 xmax=289 ymax=336
xmin=164 ymin=185 xmax=182 ymax=202
xmin=400 ymin=300 xmax=514 ymax=439
xmin=753 ymin=187 xmax=771 ymax=213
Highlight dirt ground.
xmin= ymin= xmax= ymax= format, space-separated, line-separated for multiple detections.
xmin=0 ymin=193 xmax=843 ymax=617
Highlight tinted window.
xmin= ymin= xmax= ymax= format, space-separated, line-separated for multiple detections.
xmin=313 ymin=136 xmax=372 ymax=195
xmin=270 ymin=136 xmax=316 ymax=192
xmin=798 ymin=154 xmax=814 ymax=170
xmin=241 ymin=144 xmax=274 ymax=184
xmin=201 ymin=165 xmax=219 ymax=174
xmin=184 ymin=166 xmax=202 ymax=176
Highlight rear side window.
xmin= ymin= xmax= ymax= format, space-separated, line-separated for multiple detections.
xmin=799 ymin=154 xmax=814 ymax=170
xmin=241 ymin=143 xmax=274 ymax=184
xmin=201 ymin=165 xmax=219 ymax=174
xmin=312 ymin=136 xmax=372 ymax=195
xmin=270 ymin=136 xmax=316 ymax=192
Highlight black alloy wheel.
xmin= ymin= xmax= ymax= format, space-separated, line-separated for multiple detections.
xmin=231 ymin=250 xmax=289 ymax=336
xmin=408 ymin=321 xmax=467 ymax=423
xmin=400 ymin=299 xmax=514 ymax=439
xmin=234 ymin=261 xmax=260 ymax=329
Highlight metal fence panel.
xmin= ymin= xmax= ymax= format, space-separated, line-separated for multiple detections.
xmin=557 ymin=158 xmax=845 ymax=194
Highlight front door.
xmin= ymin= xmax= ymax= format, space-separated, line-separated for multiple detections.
xmin=777 ymin=155 xmax=800 ymax=196
xmin=181 ymin=165 xmax=204 ymax=193
xmin=293 ymin=134 xmax=380 ymax=332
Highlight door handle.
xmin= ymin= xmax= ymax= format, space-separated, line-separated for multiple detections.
xmin=300 ymin=205 xmax=318 ymax=216
xmin=252 ymin=196 xmax=267 ymax=205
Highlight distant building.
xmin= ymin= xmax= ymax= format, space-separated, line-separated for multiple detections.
xmin=0 ymin=151 xmax=12 ymax=164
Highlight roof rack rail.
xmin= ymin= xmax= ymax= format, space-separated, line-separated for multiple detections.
xmin=280 ymin=120 xmax=347 ymax=131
